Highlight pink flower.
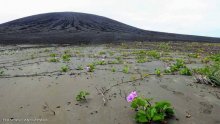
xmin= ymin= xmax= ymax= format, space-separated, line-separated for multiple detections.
xmin=126 ymin=91 xmax=138 ymax=102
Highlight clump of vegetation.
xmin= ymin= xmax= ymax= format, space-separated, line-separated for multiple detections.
xmin=136 ymin=55 xmax=147 ymax=63
xmin=50 ymin=53 xmax=57 ymax=57
xmin=188 ymin=53 xmax=200 ymax=58
xmin=155 ymin=68 xmax=162 ymax=76
xmin=0 ymin=69 xmax=4 ymax=76
xmin=95 ymin=59 xmax=106 ymax=65
xmin=179 ymin=67 xmax=192 ymax=76
xmin=30 ymin=54 xmax=35 ymax=59
xmin=127 ymin=91 xmax=174 ymax=123
xmin=210 ymin=53 xmax=220 ymax=62
xmin=122 ymin=65 xmax=129 ymax=74
xmin=158 ymin=42 xmax=171 ymax=51
xmin=76 ymin=91 xmax=90 ymax=101
xmin=99 ymin=51 xmax=106 ymax=55
xmin=61 ymin=65 xmax=69 ymax=72
xmin=165 ymin=59 xmax=185 ymax=73
xmin=86 ymin=63 xmax=96 ymax=72
xmin=108 ymin=51 xmax=115 ymax=56
xmin=115 ymin=56 xmax=123 ymax=63
xmin=194 ymin=63 xmax=220 ymax=86
xmin=111 ymin=67 xmax=116 ymax=72
xmin=76 ymin=65 xmax=83 ymax=70
xmin=147 ymin=50 xmax=161 ymax=59
xmin=160 ymin=57 xmax=173 ymax=62
xmin=201 ymin=57 xmax=210 ymax=63
xmin=49 ymin=57 xmax=59 ymax=62
xmin=62 ymin=53 xmax=71 ymax=62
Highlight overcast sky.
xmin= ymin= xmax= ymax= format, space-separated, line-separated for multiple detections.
xmin=0 ymin=0 xmax=219 ymax=37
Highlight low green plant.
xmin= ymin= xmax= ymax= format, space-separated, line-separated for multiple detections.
xmin=155 ymin=68 xmax=162 ymax=76
xmin=50 ymin=53 xmax=57 ymax=57
xmin=61 ymin=65 xmax=69 ymax=72
xmin=99 ymin=51 xmax=106 ymax=55
xmin=115 ymin=56 xmax=123 ymax=63
xmin=130 ymin=96 xmax=174 ymax=123
xmin=210 ymin=53 xmax=220 ymax=62
xmin=158 ymin=42 xmax=171 ymax=51
xmin=108 ymin=51 xmax=115 ymax=56
xmin=188 ymin=53 xmax=200 ymax=58
xmin=111 ymin=67 xmax=116 ymax=72
xmin=147 ymin=50 xmax=161 ymax=59
xmin=160 ymin=57 xmax=173 ymax=62
xmin=95 ymin=59 xmax=106 ymax=65
xmin=201 ymin=57 xmax=210 ymax=63
xmin=76 ymin=91 xmax=90 ymax=101
xmin=194 ymin=63 xmax=220 ymax=86
xmin=62 ymin=53 xmax=71 ymax=62
xmin=49 ymin=57 xmax=59 ymax=62
xmin=136 ymin=55 xmax=147 ymax=63
xmin=165 ymin=59 xmax=186 ymax=73
xmin=0 ymin=70 xmax=4 ymax=75
xmin=86 ymin=63 xmax=96 ymax=72
xmin=122 ymin=65 xmax=129 ymax=74
xmin=76 ymin=65 xmax=83 ymax=70
xmin=179 ymin=67 xmax=192 ymax=76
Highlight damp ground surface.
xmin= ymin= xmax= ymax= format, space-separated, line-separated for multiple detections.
xmin=0 ymin=42 xmax=220 ymax=124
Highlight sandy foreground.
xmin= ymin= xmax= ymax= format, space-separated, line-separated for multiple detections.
xmin=0 ymin=42 xmax=220 ymax=124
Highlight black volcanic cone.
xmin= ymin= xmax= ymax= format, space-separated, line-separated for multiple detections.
xmin=0 ymin=12 xmax=219 ymax=44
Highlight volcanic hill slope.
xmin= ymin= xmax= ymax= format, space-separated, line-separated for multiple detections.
xmin=0 ymin=12 xmax=220 ymax=44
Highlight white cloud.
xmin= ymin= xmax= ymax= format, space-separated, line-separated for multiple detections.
xmin=0 ymin=0 xmax=219 ymax=37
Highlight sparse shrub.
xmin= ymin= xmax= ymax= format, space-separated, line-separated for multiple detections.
xmin=180 ymin=67 xmax=192 ymax=76
xmin=49 ymin=57 xmax=59 ymax=62
xmin=95 ymin=59 xmax=106 ymax=65
xmin=76 ymin=91 xmax=90 ymax=101
xmin=201 ymin=57 xmax=210 ymax=63
xmin=147 ymin=50 xmax=161 ymax=59
xmin=111 ymin=67 xmax=116 ymax=72
xmin=86 ymin=63 xmax=95 ymax=72
xmin=122 ymin=65 xmax=129 ymax=74
xmin=62 ymin=53 xmax=71 ymax=62
xmin=108 ymin=51 xmax=115 ymax=56
xmin=61 ymin=65 xmax=69 ymax=72
xmin=0 ymin=69 xmax=4 ymax=76
xmin=210 ymin=54 xmax=220 ymax=62
xmin=155 ymin=68 xmax=162 ymax=76
xmin=50 ymin=53 xmax=57 ymax=57
xmin=99 ymin=51 xmax=106 ymax=55
xmin=159 ymin=42 xmax=171 ymax=51
xmin=115 ymin=56 xmax=123 ymax=63
xmin=136 ymin=55 xmax=147 ymax=63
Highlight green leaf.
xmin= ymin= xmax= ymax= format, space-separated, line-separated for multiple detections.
xmin=152 ymin=114 xmax=165 ymax=121
xmin=135 ymin=110 xmax=148 ymax=123
xmin=131 ymin=101 xmax=138 ymax=109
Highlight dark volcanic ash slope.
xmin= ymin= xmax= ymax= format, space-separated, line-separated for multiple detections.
xmin=0 ymin=12 xmax=219 ymax=44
